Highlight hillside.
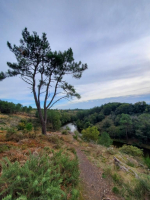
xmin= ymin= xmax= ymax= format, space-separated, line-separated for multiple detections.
xmin=0 ymin=112 xmax=150 ymax=200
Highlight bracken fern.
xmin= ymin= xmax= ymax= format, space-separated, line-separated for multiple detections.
xmin=0 ymin=151 xmax=79 ymax=200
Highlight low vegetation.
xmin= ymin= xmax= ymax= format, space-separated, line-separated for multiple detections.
xmin=0 ymin=151 xmax=79 ymax=200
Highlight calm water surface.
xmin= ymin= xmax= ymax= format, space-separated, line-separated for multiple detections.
xmin=62 ymin=123 xmax=78 ymax=132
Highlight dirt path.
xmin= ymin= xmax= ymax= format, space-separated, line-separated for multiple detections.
xmin=75 ymin=148 xmax=121 ymax=200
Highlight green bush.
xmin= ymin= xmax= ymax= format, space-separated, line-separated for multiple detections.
xmin=81 ymin=126 xmax=99 ymax=141
xmin=65 ymin=126 xmax=70 ymax=131
xmin=119 ymin=145 xmax=143 ymax=157
xmin=0 ymin=151 xmax=79 ymax=200
xmin=112 ymin=186 xmax=119 ymax=194
xmin=25 ymin=123 xmax=32 ymax=132
xmin=62 ymin=130 xmax=68 ymax=135
xmin=98 ymin=132 xmax=112 ymax=147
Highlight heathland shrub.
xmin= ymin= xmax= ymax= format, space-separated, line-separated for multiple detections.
xmin=61 ymin=130 xmax=68 ymax=135
xmin=0 ymin=151 xmax=79 ymax=200
xmin=17 ymin=122 xmax=25 ymax=130
xmin=119 ymin=145 xmax=143 ymax=157
xmin=81 ymin=126 xmax=99 ymax=141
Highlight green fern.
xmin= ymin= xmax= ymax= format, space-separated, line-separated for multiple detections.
xmin=0 ymin=151 xmax=79 ymax=200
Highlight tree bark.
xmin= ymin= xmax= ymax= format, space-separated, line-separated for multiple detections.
xmin=41 ymin=121 xmax=47 ymax=135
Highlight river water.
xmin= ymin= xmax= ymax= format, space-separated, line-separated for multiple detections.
xmin=62 ymin=123 xmax=78 ymax=132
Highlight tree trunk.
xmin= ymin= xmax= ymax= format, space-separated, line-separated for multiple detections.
xmin=37 ymin=107 xmax=47 ymax=135
xmin=41 ymin=121 xmax=47 ymax=135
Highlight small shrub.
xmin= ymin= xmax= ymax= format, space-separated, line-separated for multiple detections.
xmin=144 ymin=155 xmax=150 ymax=168
xmin=25 ymin=123 xmax=32 ymax=132
xmin=119 ymin=145 xmax=143 ymax=157
xmin=112 ymin=186 xmax=119 ymax=194
xmin=66 ymin=126 xmax=71 ymax=131
xmin=98 ymin=132 xmax=112 ymax=147
xmin=81 ymin=126 xmax=99 ymax=142
xmin=102 ymin=173 xmax=106 ymax=178
xmin=62 ymin=130 xmax=68 ymax=135
xmin=17 ymin=122 xmax=25 ymax=130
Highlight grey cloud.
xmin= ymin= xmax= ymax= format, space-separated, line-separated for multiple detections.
xmin=0 ymin=0 xmax=150 ymax=108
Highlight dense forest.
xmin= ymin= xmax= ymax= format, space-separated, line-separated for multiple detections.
xmin=73 ymin=102 xmax=150 ymax=146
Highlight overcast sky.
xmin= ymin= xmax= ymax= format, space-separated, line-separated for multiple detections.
xmin=0 ymin=0 xmax=150 ymax=109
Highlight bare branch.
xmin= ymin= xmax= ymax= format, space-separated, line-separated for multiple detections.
xmin=48 ymin=95 xmax=67 ymax=109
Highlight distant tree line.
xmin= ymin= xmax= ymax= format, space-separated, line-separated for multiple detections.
xmin=0 ymin=100 xmax=33 ymax=114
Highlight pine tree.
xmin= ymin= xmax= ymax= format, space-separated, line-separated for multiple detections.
xmin=3 ymin=28 xmax=87 ymax=134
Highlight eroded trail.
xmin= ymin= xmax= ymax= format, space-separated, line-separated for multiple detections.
xmin=76 ymin=148 xmax=121 ymax=200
